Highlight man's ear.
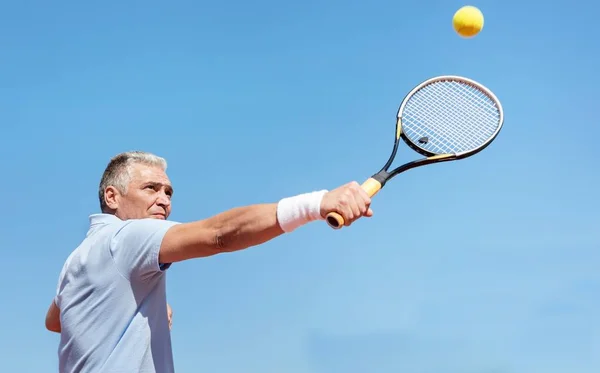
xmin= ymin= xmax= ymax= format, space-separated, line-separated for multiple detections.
xmin=104 ymin=186 xmax=120 ymax=210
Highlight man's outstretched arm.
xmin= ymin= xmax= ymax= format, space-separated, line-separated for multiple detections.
xmin=159 ymin=181 xmax=373 ymax=264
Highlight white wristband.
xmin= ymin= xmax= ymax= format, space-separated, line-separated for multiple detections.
xmin=276 ymin=190 xmax=328 ymax=232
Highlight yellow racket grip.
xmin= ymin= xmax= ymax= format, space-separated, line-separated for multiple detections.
xmin=326 ymin=177 xmax=382 ymax=229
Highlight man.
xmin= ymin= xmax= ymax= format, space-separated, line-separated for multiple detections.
xmin=46 ymin=151 xmax=373 ymax=373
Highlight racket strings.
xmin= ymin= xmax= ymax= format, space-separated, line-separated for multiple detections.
xmin=418 ymin=85 xmax=486 ymax=150
xmin=401 ymin=80 xmax=501 ymax=155
xmin=405 ymin=83 xmax=498 ymax=153
xmin=408 ymin=85 xmax=492 ymax=152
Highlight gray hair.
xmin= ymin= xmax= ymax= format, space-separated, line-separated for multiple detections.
xmin=98 ymin=151 xmax=168 ymax=213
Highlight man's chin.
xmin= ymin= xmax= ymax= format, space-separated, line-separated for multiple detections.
xmin=149 ymin=214 xmax=166 ymax=220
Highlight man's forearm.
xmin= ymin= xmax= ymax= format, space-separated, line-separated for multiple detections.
xmin=159 ymin=191 xmax=326 ymax=263
xmin=199 ymin=203 xmax=284 ymax=253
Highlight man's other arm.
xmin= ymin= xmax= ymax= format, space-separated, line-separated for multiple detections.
xmin=45 ymin=300 xmax=61 ymax=333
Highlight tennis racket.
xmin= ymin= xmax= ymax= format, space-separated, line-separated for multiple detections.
xmin=326 ymin=75 xmax=504 ymax=229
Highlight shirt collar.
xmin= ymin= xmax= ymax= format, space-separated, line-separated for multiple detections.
xmin=89 ymin=213 xmax=122 ymax=226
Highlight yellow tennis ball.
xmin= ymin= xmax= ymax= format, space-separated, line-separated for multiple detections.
xmin=452 ymin=6 xmax=484 ymax=38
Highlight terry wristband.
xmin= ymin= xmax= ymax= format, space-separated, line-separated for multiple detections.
xmin=276 ymin=190 xmax=328 ymax=232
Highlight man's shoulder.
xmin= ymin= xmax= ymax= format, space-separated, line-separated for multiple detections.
xmin=60 ymin=215 xmax=178 ymax=264
xmin=89 ymin=214 xmax=180 ymax=235
xmin=95 ymin=216 xmax=181 ymax=278
xmin=114 ymin=217 xmax=181 ymax=238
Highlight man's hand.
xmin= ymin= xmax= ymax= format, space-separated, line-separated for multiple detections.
xmin=45 ymin=300 xmax=61 ymax=333
xmin=167 ymin=303 xmax=173 ymax=330
xmin=320 ymin=181 xmax=373 ymax=226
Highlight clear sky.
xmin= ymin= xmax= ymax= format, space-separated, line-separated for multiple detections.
xmin=1 ymin=0 xmax=599 ymax=372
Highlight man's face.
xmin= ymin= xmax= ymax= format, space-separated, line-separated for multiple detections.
xmin=105 ymin=163 xmax=173 ymax=220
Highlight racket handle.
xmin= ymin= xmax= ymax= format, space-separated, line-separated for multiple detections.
xmin=326 ymin=178 xmax=381 ymax=229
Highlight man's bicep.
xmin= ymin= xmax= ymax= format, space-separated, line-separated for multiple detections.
xmin=158 ymin=221 xmax=220 ymax=264
xmin=110 ymin=219 xmax=181 ymax=280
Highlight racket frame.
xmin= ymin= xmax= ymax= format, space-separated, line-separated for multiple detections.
xmin=326 ymin=75 xmax=504 ymax=229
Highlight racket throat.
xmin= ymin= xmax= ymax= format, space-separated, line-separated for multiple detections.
xmin=385 ymin=154 xmax=457 ymax=180
xmin=371 ymin=170 xmax=391 ymax=188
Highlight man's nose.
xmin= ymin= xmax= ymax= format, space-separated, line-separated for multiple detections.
xmin=157 ymin=193 xmax=171 ymax=207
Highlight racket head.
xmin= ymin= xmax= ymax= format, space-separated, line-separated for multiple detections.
xmin=396 ymin=75 xmax=504 ymax=159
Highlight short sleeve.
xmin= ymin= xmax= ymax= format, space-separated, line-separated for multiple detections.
xmin=109 ymin=218 xmax=180 ymax=282
xmin=54 ymin=267 xmax=64 ymax=305
xmin=54 ymin=251 xmax=75 ymax=307
xmin=54 ymin=266 xmax=65 ymax=306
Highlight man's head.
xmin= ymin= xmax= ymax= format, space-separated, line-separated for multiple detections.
xmin=99 ymin=151 xmax=173 ymax=220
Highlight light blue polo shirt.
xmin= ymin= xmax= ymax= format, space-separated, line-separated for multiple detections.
xmin=54 ymin=213 xmax=180 ymax=373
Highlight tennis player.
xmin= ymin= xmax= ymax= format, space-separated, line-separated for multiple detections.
xmin=46 ymin=151 xmax=373 ymax=373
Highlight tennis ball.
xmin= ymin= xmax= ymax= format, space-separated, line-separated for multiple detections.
xmin=452 ymin=6 xmax=484 ymax=38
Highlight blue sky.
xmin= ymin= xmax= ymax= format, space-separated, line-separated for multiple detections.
xmin=1 ymin=0 xmax=599 ymax=372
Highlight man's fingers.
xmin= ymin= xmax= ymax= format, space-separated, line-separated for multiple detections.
xmin=350 ymin=182 xmax=372 ymax=218
xmin=322 ymin=181 xmax=375 ymax=226
xmin=342 ymin=205 xmax=355 ymax=227
xmin=350 ymin=196 xmax=362 ymax=220
xmin=343 ymin=184 xmax=372 ymax=226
